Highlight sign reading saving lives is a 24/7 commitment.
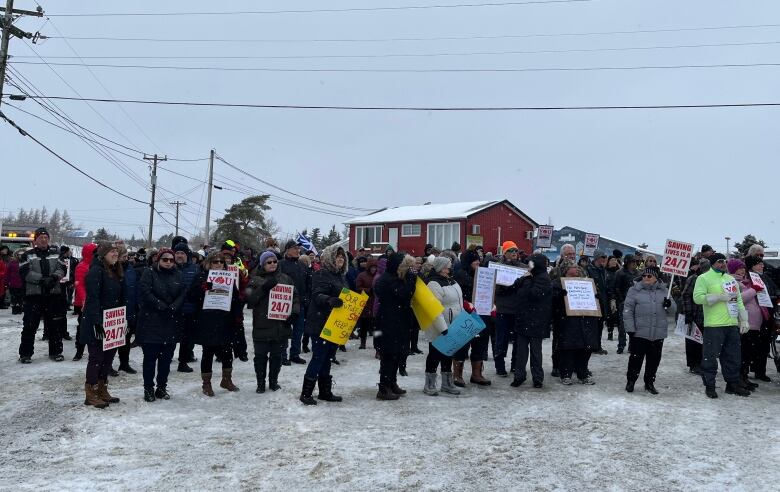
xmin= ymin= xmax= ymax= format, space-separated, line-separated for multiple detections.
xmin=661 ymin=239 xmax=694 ymax=277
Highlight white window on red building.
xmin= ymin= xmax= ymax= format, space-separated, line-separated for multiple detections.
xmin=401 ymin=224 xmax=421 ymax=237
xmin=427 ymin=223 xmax=461 ymax=250
xmin=355 ymin=225 xmax=383 ymax=249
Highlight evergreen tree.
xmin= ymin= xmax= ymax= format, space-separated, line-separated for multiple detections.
xmin=734 ymin=234 xmax=767 ymax=256
xmin=310 ymin=227 xmax=322 ymax=251
xmin=40 ymin=206 xmax=49 ymax=225
xmin=212 ymin=195 xmax=272 ymax=250
xmin=49 ymin=209 xmax=61 ymax=234
xmin=321 ymin=225 xmax=342 ymax=249
xmin=61 ymin=210 xmax=74 ymax=231
xmin=94 ymin=228 xmax=113 ymax=242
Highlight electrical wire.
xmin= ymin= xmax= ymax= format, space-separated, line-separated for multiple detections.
xmin=9 ymin=93 xmax=780 ymax=111
xmin=0 ymin=110 xmax=149 ymax=204
xmin=18 ymin=39 xmax=780 ymax=60
xmin=12 ymin=60 xmax=780 ymax=73
xmin=42 ymin=22 xmax=780 ymax=44
xmin=45 ymin=1 xmax=592 ymax=17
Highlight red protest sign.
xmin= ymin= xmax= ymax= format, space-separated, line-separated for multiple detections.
xmin=661 ymin=239 xmax=694 ymax=276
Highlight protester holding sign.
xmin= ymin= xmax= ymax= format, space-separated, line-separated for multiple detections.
xmin=453 ymin=249 xmax=493 ymax=387
xmin=728 ymin=259 xmax=763 ymax=391
xmin=80 ymin=242 xmax=125 ymax=409
xmin=552 ymin=262 xmax=601 ymax=385
xmin=681 ymin=259 xmax=708 ymax=375
xmin=423 ymin=257 xmax=463 ymax=396
xmin=623 ymin=268 xmax=674 ymax=395
xmin=511 ymin=254 xmax=553 ymax=389
xmin=745 ymin=255 xmax=777 ymax=382
xmin=137 ymin=248 xmax=186 ymax=402
xmin=246 ymin=251 xmax=300 ymax=394
xmin=188 ymin=252 xmax=246 ymax=396
xmin=493 ymin=241 xmax=528 ymax=377
xmin=693 ymin=253 xmax=750 ymax=398
xmin=300 ymin=245 xmax=348 ymax=405
xmin=374 ymin=253 xmax=417 ymax=400
xmin=585 ymin=250 xmax=610 ymax=355
xmin=355 ymin=258 xmax=377 ymax=350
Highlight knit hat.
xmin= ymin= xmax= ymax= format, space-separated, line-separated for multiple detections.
xmin=528 ymin=253 xmax=549 ymax=273
xmin=59 ymin=245 xmax=70 ymax=254
xmin=461 ymin=249 xmax=480 ymax=269
xmin=284 ymin=240 xmax=298 ymax=252
xmin=612 ymin=249 xmax=623 ymax=259
xmin=642 ymin=267 xmax=659 ymax=278
xmin=171 ymin=235 xmax=188 ymax=248
xmin=431 ymin=256 xmax=452 ymax=273
xmin=156 ymin=247 xmax=174 ymax=262
xmin=502 ymin=241 xmax=519 ymax=252
xmin=701 ymin=244 xmax=714 ymax=254
xmin=727 ymin=258 xmax=746 ymax=274
xmin=221 ymin=240 xmax=236 ymax=252
xmin=173 ymin=242 xmax=190 ymax=254
xmin=593 ymin=249 xmax=607 ymax=259
xmin=96 ymin=241 xmax=118 ymax=258
xmin=451 ymin=241 xmax=461 ymax=253
xmin=33 ymin=227 xmax=49 ymax=240
xmin=258 ymin=250 xmax=278 ymax=268
xmin=745 ymin=255 xmax=764 ymax=272
xmin=708 ymin=253 xmax=726 ymax=265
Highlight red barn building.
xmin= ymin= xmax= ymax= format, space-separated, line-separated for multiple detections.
xmin=344 ymin=200 xmax=538 ymax=256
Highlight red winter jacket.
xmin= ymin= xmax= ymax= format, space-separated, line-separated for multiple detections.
xmin=0 ymin=259 xmax=6 ymax=297
xmin=73 ymin=243 xmax=97 ymax=308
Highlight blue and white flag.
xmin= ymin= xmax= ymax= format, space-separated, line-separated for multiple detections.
xmin=296 ymin=232 xmax=318 ymax=255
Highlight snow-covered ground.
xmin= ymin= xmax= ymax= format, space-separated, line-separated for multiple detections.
xmin=1 ymin=310 xmax=779 ymax=491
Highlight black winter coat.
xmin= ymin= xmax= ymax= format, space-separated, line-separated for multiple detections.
xmin=137 ymin=265 xmax=186 ymax=344
xmin=613 ymin=267 xmax=637 ymax=304
xmin=280 ymin=257 xmax=310 ymax=307
xmin=494 ymin=259 xmax=528 ymax=315
xmin=304 ymin=269 xmax=347 ymax=337
xmin=187 ymin=270 xmax=244 ymax=347
xmin=514 ymin=271 xmax=553 ymax=339
xmin=552 ymin=281 xmax=600 ymax=350
xmin=374 ymin=271 xmax=416 ymax=354
xmin=246 ymin=269 xmax=300 ymax=342
xmin=80 ymin=261 xmax=125 ymax=345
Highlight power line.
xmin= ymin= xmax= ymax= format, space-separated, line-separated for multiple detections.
xmin=215 ymin=154 xmax=373 ymax=212
xmin=42 ymin=22 xmax=780 ymax=44
xmin=11 ymin=60 xmax=780 ymax=73
xmin=17 ymin=40 xmax=780 ymax=60
xmin=9 ymin=94 xmax=780 ymax=111
xmin=45 ymin=1 xmax=592 ymax=18
xmin=0 ymin=109 xmax=149 ymax=204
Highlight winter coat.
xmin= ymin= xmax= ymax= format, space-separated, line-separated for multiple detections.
xmin=5 ymin=258 xmax=22 ymax=289
xmin=0 ymin=258 xmax=6 ymax=297
xmin=613 ymin=266 xmax=637 ymax=304
xmin=80 ymin=260 xmax=125 ymax=345
xmin=74 ymin=243 xmax=97 ymax=308
xmin=374 ymin=254 xmax=417 ymax=354
xmin=188 ymin=270 xmax=245 ymax=347
xmin=494 ymin=258 xmax=528 ymax=315
xmin=693 ymin=268 xmax=745 ymax=328
xmin=279 ymin=256 xmax=311 ymax=308
xmin=177 ymin=260 xmax=200 ymax=315
xmin=304 ymin=245 xmax=348 ymax=337
xmin=736 ymin=275 xmax=763 ymax=330
xmin=356 ymin=269 xmax=376 ymax=318
xmin=586 ymin=264 xmax=611 ymax=314
xmin=454 ymin=268 xmax=474 ymax=302
xmin=20 ymin=246 xmax=66 ymax=297
xmin=246 ymin=269 xmax=300 ymax=342
xmin=552 ymin=280 xmax=600 ymax=350
xmin=426 ymin=273 xmax=463 ymax=341
xmin=137 ymin=265 xmax=186 ymax=344
xmin=371 ymin=257 xmax=388 ymax=315
xmin=681 ymin=273 xmax=705 ymax=328
xmin=514 ymin=271 xmax=554 ymax=339
xmin=623 ymin=281 xmax=673 ymax=341
xmin=123 ymin=262 xmax=139 ymax=324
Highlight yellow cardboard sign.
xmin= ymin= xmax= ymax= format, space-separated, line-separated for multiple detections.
xmin=320 ymin=288 xmax=368 ymax=345
xmin=411 ymin=277 xmax=445 ymax=330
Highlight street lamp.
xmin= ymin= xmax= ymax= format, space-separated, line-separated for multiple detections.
xmin=725 ymin=236 xmax=731 ymax=257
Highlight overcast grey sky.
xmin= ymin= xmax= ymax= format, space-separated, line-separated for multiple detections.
xmin=2 ymin=0 xmax=779 ymax=253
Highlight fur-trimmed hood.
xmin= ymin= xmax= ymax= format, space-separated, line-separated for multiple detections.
xmin=320 ymin=244 xmax=348 ymax=275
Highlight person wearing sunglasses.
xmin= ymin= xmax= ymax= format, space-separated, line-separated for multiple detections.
xmin=137 ymin=248 xmax=186 ymax=402
xmin=623 ymin=267 xmax=674 ymax=395
xmin=492 ymin=240 xmax=529 ymax=377
xmin=693 ymin=253 xmax=751 ymax=398
xmin=187 ymin=252 xmax=244 ymax=396
xmin=246 ymin=251 xmax=300 ymax=394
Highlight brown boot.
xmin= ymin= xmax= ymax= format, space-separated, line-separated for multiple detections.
xmin=220 ymin=368 xmax=239 ymax=392
xmin=452 ymin=361 xmax=466 ymax=387
xmin=97 ymin=379 xmax=120 ymax=403
xmin=469 ymin=361 xmax=492 ymax=386
xmin=84 ymin=383 xmax=108 ymax=409
xmin=202 ymin=372 xmax=215 ymax=397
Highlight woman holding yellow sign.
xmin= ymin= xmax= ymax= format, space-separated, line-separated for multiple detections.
xmin=300 ymin=245 xmax=348 ymax=406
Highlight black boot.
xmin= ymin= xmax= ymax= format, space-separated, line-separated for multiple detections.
xmin=376 ymin=383 xmax=400 ymax=401
xmin=154 ymin=386 xmax=171 ymax=400
xmin=144 ymin=387 xmax=156 ymax=402
xmin=705 ymin=386 xmax=718 ymax=399
xmin=626 ymin=380 xmax=635 ymax=393
xmin=300 ymin=377 xmax=317 ymax=405
xmin=177 ymin=362 xmax=193 ymax=373
xmin=73 ymin=346 xmax=84 ymax=361
xmin=725 ymin=383 xmax=750 ymax=397
xmin=118 ymin=364 xmax=137 ymax=374
xmin=268 ymin=357 xmax=282 ymax=391
xmin=398 ymin=363 xmax=408 ymax=377
xmin=317 ymin=375 xmax=342 ymax=402
xmin=644 ymin=382 xmax=658 ymax=395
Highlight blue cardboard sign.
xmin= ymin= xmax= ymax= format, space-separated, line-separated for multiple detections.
xmin=431 ymin=311 xmax=486 ymax=356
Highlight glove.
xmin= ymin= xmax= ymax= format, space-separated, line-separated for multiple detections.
xmin=262 ymin=277 xmax=279 ymax=294
xmin=706 ymin=293 xmax=732 ymax=305
xmin=560 ymin=289 xmax=568 ymax=296
xmin=463 ymin=300 xmax=475 ymax=314
xmin=200 ymin=281 xmax=213 ymax=292
xmin=327 ymin=297 xmax=344 ymax=308
xmin=740 ymin=320 xmax=750 ymax=334
xmin=93 ymin=323 xmax=105 ymax=340
xmin=662 ymin=298 xmax=672 ymax=308
xmin=512 ymin=278 xmax=523 ymax=289
xmin=753 ymin=284 xmax=764 ymax=293
xmin=610 ymin=300 xmax=617 ymax=313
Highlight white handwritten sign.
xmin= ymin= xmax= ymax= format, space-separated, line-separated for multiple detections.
xmin=472 ymin=267 xmax=496 ymax=316
xmin=488 ymin=262 xmax=528 ymax=287
xmin=562 ymin=277 xmax=602 ymax=317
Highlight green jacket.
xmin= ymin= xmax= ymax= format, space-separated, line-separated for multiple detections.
xmin=692 ymin=268 xmax=745 ymax=328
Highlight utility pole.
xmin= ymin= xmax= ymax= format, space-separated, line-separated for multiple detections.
xmin=0 ymin=1 xmax=43 ymax=109
xmin=144 ymin=153 xmax=167 ymax=247
xmin=169 ymin=200 xmax=186 ymax=236
xmin=204 ymin=149 xmax=214 ymax=244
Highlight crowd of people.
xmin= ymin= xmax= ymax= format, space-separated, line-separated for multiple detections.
xmin=1 ymin=228 xmax=778 ymax=408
